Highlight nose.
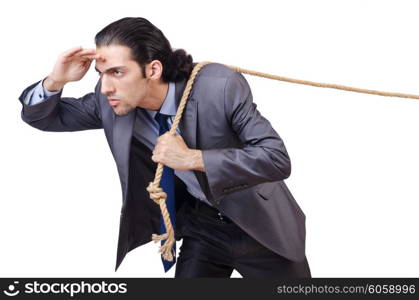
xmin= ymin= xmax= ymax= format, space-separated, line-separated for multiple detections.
xmin=100 ymin=75 xmax=115 ymax=95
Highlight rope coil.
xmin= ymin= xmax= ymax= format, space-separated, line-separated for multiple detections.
xmin=147 ymin=61 xmax=419 ymax=261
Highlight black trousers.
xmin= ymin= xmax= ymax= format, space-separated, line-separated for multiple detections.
xmin=175 ymin=195 xmax=311 ymax=278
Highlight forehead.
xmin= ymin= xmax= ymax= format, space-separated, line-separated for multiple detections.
xmin=95 ymin=44 xmax=136 ymax=70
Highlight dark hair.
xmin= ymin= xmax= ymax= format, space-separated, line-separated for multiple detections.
xmin=95 ymin=17 xmax=193 ymax=82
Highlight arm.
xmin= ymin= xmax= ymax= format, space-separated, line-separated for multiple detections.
xmin=18 ymin=47 xmax=102 ymax=131
xmin=202 ymin=71 xmax=291 ymax=201
xmin=19 ymin=79 xmax=102 ymax=132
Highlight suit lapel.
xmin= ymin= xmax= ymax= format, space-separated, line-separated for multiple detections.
xmin=175 ymin=79 xmax=213 ymax=200
xmin=176 ymin=79 xmax=197 ymax=149
xmin=112 ymin=110 xmax=136 ymax=200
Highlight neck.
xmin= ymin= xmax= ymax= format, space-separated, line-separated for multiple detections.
xmin=147 ymin=80 xmax=169 ymax=111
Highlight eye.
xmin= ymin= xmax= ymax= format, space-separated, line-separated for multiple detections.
xmin=113 ymin=70 xmax=123 ymax=76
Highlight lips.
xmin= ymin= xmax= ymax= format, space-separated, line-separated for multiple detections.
xmin=108 ymin=98 xmax=120 ymax=106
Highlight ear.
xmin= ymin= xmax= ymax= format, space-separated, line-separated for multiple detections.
xmin=146 ymin=60 xmax=163 ymax=81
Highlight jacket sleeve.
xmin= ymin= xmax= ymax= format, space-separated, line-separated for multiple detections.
xmin=18 ymin=80 xmax=103 ymax=131
xmin=202 ymin=71 xmax=291 ymax=202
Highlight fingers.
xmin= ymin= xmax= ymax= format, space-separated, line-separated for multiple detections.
xmin=73 ymin=49 xmax=96 ymax=62
xmin=81 ymin=53 xmax=105 ymax=61
xmin=77 ymin=48 xmax=96 ymax=56
xmin=61 ymin=47 xmax=105 ymax=62
xmin=81 ymin=59 xmax=93 ymax=69
xmin=156 ymin=132 xmax=174 ymax=143
xmin=175 ymin=133 xmax=184 ymax=141
xmin=62 ymin=47 xmax=95 ymax=59
xmin=93 ymin=54 xmax=105 ymax=62
xmin=78 ymin=54 xmax=97 ymax=61
xmin=62 ymin=46 xmax=83 ymax=59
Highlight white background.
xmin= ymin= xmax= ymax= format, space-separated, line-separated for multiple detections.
xmin=0 ymin=0 xmax=418 ymax=277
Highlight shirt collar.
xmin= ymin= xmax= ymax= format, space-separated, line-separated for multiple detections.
xmin=147 ymin=82 xmax=176 ymax=119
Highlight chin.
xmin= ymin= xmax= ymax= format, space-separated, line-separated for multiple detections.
xmin=113 ymin=106 xmax=133 ymax=116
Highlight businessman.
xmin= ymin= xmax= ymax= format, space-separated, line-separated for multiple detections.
xmin=19 ymin=17 xmax=311 ymax=277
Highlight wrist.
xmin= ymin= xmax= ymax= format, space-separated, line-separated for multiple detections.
xmin=43 ymin=76 xmax=65 ymax=92
xmin=188 ymin=149 xmax=205 ymax=172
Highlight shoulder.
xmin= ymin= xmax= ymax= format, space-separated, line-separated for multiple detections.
xmin=192 ymin=63 xmax=249 ymax=96
xmin=196 ymin=62 xmax=236 ymax=79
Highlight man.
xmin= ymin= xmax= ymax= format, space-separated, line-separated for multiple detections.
xmin=19 ymin=17 xmax=310 ymax=277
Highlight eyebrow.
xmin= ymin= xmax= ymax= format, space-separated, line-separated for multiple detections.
xmin=94 ymin=66 xmax=126 ymax=73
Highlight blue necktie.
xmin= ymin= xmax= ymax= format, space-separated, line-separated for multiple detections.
xmin=154 ymin=112 xmax=176 ymax=272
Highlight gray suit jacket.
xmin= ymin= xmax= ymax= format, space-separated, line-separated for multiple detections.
xmin=19 ymin=63 xmax=306 ymax=271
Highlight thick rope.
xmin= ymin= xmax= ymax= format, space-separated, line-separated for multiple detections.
xmin=147 ymin=61 xmax=419 ymax=261
xmin=228 ymin=65 xmax=419 ymax=99
xmin=146 ymin=62 xmax=211 ymax=262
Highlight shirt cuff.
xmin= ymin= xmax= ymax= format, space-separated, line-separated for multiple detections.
xmin=24 ymin=79 xmax=61 ymax=106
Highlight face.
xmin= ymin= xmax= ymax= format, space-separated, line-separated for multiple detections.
xmin=95 ymin=44 xmax=160 ymax=116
